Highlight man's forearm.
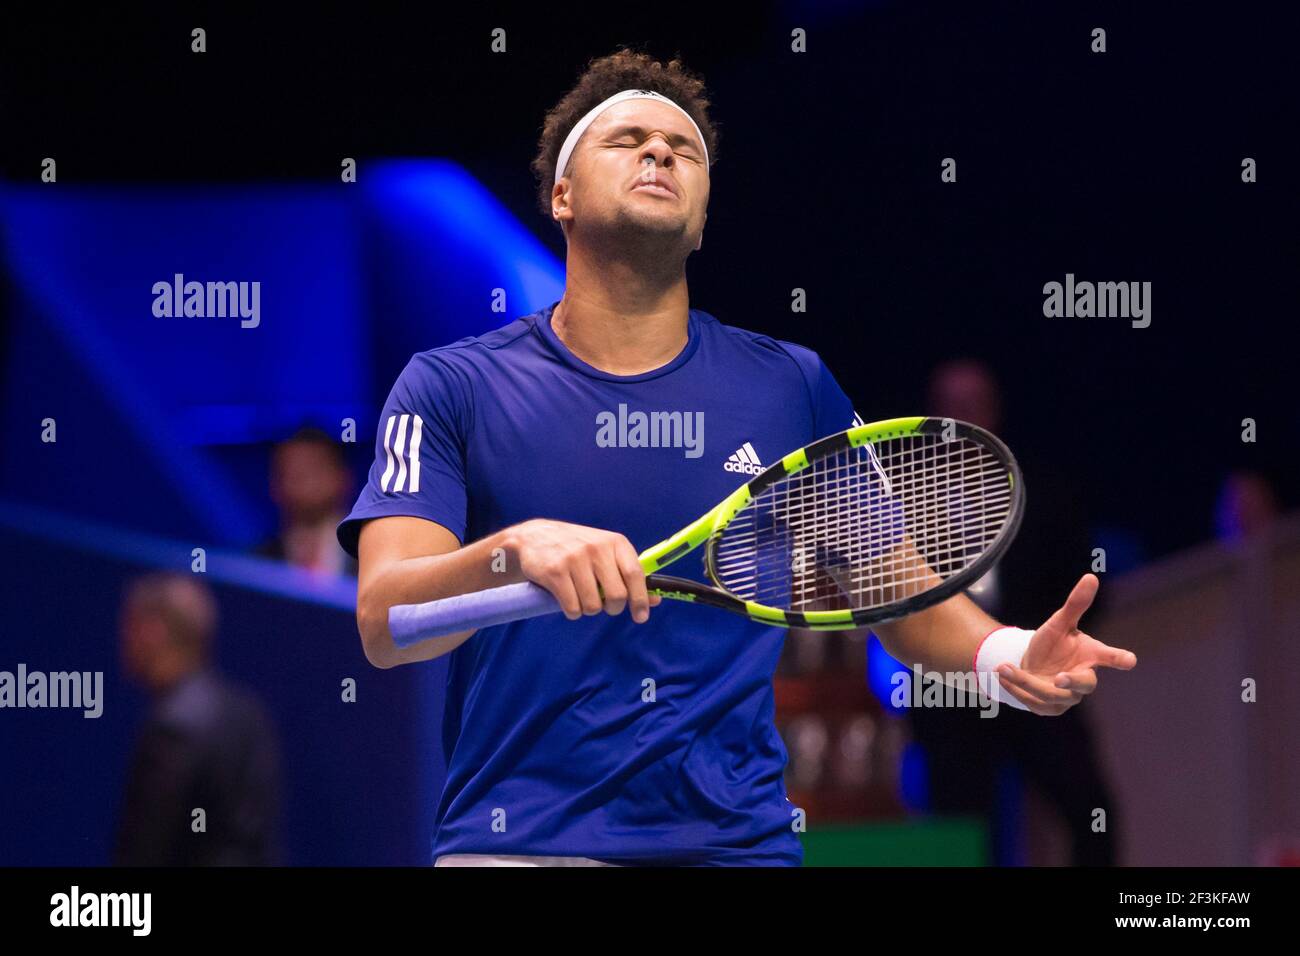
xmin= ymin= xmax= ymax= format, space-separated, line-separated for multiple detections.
xmin=357 ymin=526 xmax=527 ymax=667
xmin=865 ymin=536 xmax=1006 ymax=676
xmin=872 ymin=590 xmax=1001 ymax=675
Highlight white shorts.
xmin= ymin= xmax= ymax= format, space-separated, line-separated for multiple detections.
xmin=434 ymin=854 xmax=617 ymax=867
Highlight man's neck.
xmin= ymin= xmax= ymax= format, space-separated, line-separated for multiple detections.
xmin=553 ymin=245 xmax=690 ymax=376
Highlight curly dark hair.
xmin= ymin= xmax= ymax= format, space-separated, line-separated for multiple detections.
xmin=531 ymin=46 xmax=721 ymax=229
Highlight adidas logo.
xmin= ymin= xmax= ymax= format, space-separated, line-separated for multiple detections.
xmin=724 ymin=442 xmax=764 ymax=475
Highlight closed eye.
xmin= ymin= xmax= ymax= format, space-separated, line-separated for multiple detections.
xmin=604 ymin=124 xmax=704 ymax=163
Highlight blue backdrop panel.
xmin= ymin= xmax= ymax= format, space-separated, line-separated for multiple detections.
xmin=357 ymin=159 xmax=564 ymax=376
xmin=0 ymin=185 xmax=367 ymax=545
xmin=0 ymin=163 xmax=563 ymax=548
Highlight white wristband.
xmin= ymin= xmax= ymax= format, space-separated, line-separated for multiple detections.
xmin=973 ymin=626 xmax=1035 ymax=711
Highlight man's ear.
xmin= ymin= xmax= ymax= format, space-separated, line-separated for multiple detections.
xmin=695 ymin=214 xmax=706 ymax=251
xmin=552 ymin=179 xmax=570 ymax=226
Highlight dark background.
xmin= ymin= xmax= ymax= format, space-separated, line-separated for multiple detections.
xmin=4 ymin=1 xmax=1293 ymax=557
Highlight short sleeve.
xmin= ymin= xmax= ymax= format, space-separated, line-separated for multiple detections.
xmin=777 ymin=340 xmax=861 ymax=440
xmin=336 ymin=353 xmax=471 ymax=557
xmin=809 ymin=356 xmax=860 ymax=439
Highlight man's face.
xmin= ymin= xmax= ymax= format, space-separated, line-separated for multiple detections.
xmin=271 ymin=442 xmax=349 ymax=523
xmin=929 ymin=363 xmax=1002 ymax=433
xmin=1216 ymin=471 xmax=1279 ymax=541
xmin=556 ymin=99 xmax=709 ymax=250
xmin=119 ymin=604 xmax=165 ymax=685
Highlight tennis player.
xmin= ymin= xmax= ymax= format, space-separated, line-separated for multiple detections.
xmin=338 ymin=49 xmax=1136 ymax=866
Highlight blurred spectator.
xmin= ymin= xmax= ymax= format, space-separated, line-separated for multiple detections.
xmin=114 ymin=573 xmax=282 ymax=866
xmin=1214 ymin=469 xmax=1280 ymax=543
xmin=903 ymin=358 xmax=1120 ymax=866
xmin=257 ymin=426 xmax=357 ymax=576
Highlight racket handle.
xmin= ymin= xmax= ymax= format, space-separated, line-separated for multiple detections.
xmin=388 ymin=581 xmax=562 ymax=647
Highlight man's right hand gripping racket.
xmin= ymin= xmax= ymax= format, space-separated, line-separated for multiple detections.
xmin=388 ymin=417 xmax=1024 ymax=646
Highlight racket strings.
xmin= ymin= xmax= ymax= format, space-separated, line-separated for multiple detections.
xmin=710 ymin=435 xmax=1013 ymax=612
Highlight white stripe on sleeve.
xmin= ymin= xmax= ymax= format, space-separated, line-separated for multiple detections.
xmin=408 ymin=415 xmax=423 ymax=494
xmin=380 ymin=415 xmax=397 ymax=492
xmin=393 ymin=414 xmax=410 ymax=492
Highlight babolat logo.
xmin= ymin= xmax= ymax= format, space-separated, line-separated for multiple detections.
xmin=595 ymin=404 xmax=704 ymax=459
xmin=724 ymin=442 xmax=763 ymax=475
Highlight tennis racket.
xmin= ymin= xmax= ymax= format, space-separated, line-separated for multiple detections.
xmin=388 ymin=416 xmax=1024 ymax=647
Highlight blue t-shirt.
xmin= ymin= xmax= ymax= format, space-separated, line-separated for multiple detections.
xmin=338 ymin=299 xmax=857 ymax=865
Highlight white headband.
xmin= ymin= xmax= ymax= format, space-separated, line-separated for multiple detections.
xmin=553 ymin=89 xmax=709 ymax=189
